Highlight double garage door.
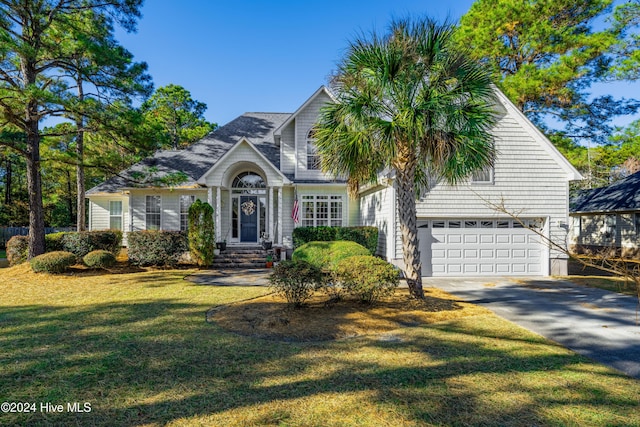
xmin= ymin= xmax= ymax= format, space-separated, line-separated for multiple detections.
xmin=418 ymin=218 xmax=545 ymax=276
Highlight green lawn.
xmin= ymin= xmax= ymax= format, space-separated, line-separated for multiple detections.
xmin=0 ymin=249 xmax=5 ymax=258
xmin=1 ymin=264 xmax=639 ymax=426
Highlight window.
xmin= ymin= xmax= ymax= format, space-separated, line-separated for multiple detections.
xmin=232 ymin=171 xmax=265 ymax=189
xmin=179 ymin=195 xmax=195 ymax=231
xmin=301 ymin=195 xmax=342 ymax=227
xmin=109 ymin=201 xmax=122 ymax=230
xmin=145 ymin=195 xmax=161 ymax=230
xmin=306 ymin=128 xmax=321 ymax=170
xmin=602 ymin=214 xmax=616 ymax=240
xmin=471 ymin=166 xmax=493 ymax=183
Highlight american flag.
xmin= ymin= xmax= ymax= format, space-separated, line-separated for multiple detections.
xmin=291 ymin=198 xmax=299 ymax=224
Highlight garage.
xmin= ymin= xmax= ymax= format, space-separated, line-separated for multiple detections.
xmin=418 ymin=218 xmax=545 ymax=277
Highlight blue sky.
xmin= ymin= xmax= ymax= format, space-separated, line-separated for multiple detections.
xmin=116 ymin=0 xmax=637 ymax=129
xmin=117 ymin=0 xmax=475 ymax=125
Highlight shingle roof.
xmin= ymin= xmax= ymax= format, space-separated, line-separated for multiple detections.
xmin=87 ymin=112 xmax=291 ymax=194
xmin=571 ymin=170 xmax=640 ymax=213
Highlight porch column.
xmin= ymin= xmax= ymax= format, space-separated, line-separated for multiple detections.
xmin=268 ymin=186 xmax=274 ymax=241
xmin=277 ymin=187 xmax=283 ymax=245
xmin=207 ymin=187 xmax=215 ymax=239
xmin=215 ymin=187 xmax=221 ymax=242
xmin=215 ymin=187 xmax=222 ymax=242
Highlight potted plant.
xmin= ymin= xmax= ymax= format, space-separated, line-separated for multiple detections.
xmin=266 ymin=254 xmax=274 ymax=268
xmin=261 ymin=232 xmax=272 ymax=250
xmin=216 ymin=240 xmax=226 ymax=251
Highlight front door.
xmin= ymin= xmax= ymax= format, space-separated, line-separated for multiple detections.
xmin=240 ymin=196 xmax=258 ymax=242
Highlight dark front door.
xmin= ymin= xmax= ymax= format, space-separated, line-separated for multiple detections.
xmin=240 ymin=196 xmax=258 ymax=242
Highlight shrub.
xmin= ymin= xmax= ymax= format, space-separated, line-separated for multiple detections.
xmin=6 ymin=235 xmax=29 ymax=266
xmin=83 ymin=250 xmax=116 ymax=269
xmin=127 ymin=230 xmax=188 ymax=267
xmin=335 ymin=226 xmax=379 ymax=255
xmin=292 ymin=240 xmax=370 ymax=271
xmin=45 ymin=232 xmax=69 ymax=252
xmin=335 ymin=255 xmax=399 ymax=303
xmin=188 ymin=199 xmax=215 ymax=266
xmin=292 ymin=226 xmax=379 ymax=254
xmin=30 ymin=251 xmax=76 ymax=274
xmin=292 ymin=226 xmax=337 ymax=248
xmin=61 ymin=230 xmax=123 ymax=259
xmin=269 ymin=260 xmax=324 ymax=307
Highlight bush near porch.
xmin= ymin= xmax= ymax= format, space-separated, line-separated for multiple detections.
xmin=127 ymin=230 xmax=188 ymax=267
xmin=292 ymin=226 xmax=378 ymax=255
xmin=292 ymin=240 xmax=370 ymax=271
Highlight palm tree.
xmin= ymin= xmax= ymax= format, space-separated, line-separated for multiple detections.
xmin=314 ymin=18 xmax=497 ymax=298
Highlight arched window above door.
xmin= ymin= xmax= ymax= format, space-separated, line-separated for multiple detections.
xmin=232 ymin=171 xmax=266 ymax=189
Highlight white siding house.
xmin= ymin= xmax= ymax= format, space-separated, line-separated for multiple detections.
xmin=87 ymin=86 xmax=581 ymax=276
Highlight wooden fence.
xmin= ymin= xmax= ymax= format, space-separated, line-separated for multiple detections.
xmin=1 ymin=226 xmax=76 ymax=248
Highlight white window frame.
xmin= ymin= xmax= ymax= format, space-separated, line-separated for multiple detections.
xmin=145 ymin=195 xmax=161 ymax=231
xmin=306 ymin=128 xmax=321 ymax=170
xmin=300 ymin=195 xmax=343 ymax=227
xmin=471 ymin=165 xmax=494 ymax=184
xmin=109 ymin=201 xmax=122 ymax=230
xmin=180 ymin=195 xmax=196 ymax=231
xmin=602 ymin=214 xmax=616 ymax=241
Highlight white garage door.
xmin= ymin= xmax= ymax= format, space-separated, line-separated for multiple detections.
xmin=418 ymin=219 xmax=544 ymax=277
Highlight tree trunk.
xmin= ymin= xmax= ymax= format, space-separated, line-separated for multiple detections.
xmin=76 ymin=78 xmax=86 ymax=231
xmin=394 ymin=147 xmax=424 ymax=299
xmin=66 ymin=169 xmax=75 ymax=225
xmin=4 ymin=156 xmax=12 ymax=204
xmin=26 ymin=123 xmax=45 ymax=258
xmin=76 ymin=124 xmax=85 ymax=231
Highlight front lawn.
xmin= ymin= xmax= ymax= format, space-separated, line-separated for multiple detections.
xmin=1 ymin=264 xmax=639 ymax=426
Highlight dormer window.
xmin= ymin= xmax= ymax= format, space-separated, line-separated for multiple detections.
xmin=306 ymin=128 xmax=321 ymax=170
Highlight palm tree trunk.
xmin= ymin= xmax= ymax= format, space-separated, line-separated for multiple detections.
xmin=394 ymin=154 xmax=424 ymax=299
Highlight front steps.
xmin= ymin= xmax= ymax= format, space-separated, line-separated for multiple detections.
xmin=211 ymin=246 xmax=270 ymax=269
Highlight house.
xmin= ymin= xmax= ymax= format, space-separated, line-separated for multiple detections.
xmin=569 ymin=171 xmax=640 ymax=258
xmin=87 ymin=86 xmax=581 ymax=276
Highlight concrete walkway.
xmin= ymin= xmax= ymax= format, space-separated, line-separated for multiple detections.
xmin=186 ymin=269 xmax=271 ymax=286
xmin=427 ymin=277 xmax=640 ymax=379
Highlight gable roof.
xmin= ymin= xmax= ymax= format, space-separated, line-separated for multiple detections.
xmin=197 ymin=137 xmax=291 ymax=185
xmin=492 ymin=87 xmax=582 ymax=181
xmin=273 ymin=86 xmax=336 ymax=138
xmin=571 ymin=170 xmax=640 ymax=214
xmin=87 ymin=112 xmax=291 ymax=194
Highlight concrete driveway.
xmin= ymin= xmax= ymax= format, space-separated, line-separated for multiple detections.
xmin=427 ymin=277 xmax=640 ymax=379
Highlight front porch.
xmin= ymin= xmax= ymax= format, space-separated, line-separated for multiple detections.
xmin=206 ymin=171 xmax=286 ymax=247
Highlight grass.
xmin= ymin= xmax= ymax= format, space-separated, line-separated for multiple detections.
xmin=1 ymin=263 xmax=640 ymax=426
xmin=565 ymin=259 xmax=639 ymax=296
xmin=0 ymin=249 xmax=5 ymax=258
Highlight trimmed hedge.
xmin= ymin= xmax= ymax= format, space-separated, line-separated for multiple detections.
xmin=269 ymin=259 xmax=324 ymax=307
xmin=30 ymin=251 xmax=76 ymax=274
xmin=83 ymin=250 xmax=116 ymax=269
xmin=45 ymin=232 xmax=69 ymax=252
xmin=292 ymin=240 xmax=370 ymax=271
xmin=335 ymin=255 xmax=399 ymax=303
xmin=292 ymin=226 xmax=378 ymax=255
xmin=6 ymin=235 xmax=28 ymax=266
xmin=61 ymin=230 xmax=123 ymax=259
xmin=127 ymin=230 xmax=188 ymax=267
